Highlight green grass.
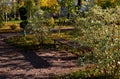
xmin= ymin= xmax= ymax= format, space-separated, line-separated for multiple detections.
xmin=4 ymin=32 xmax=73 ymax=51
xmin=3 ymin=20 xmax=21 ymax=24
xmin=55 ymin=69 xmax=113 ymax=79
xmin=4 ymin=35 xmax=40 ymax=51
xmin=3 ymin=34 xmax=55 ymax=51
xmin=0 ymin=20 xmax=21 ymax=32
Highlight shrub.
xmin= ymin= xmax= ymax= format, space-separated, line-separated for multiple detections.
xmin=95 ymin=0 xmax=120 ymax=9
xmin=71 ymin=5 xmax=120 ymax=78
xmin=26 ymin=9 xmax=51 ymax=45
xmin=55 ymin=69 xmax=113 ymax=79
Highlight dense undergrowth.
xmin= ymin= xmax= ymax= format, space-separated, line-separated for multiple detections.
xmin=3 ymin=5 xmax=120 ymax=79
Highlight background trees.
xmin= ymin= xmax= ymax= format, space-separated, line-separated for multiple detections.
xmin=95 ymin=0 xmax=120 ymax=9
xmin=24 ymin=0 xmax=35 ymax=19
xmin=0 ymin=0 xmax=4 ymax=27
xmin=40 ymin=0 xmax=60 ymax=14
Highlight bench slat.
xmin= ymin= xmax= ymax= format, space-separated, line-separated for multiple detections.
xmin=54 ymin=38 xmax=93 ymax=53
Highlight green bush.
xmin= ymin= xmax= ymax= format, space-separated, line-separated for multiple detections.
xmin=55 ymin=69 xmax=113 ymax=79
xmin=70 ymin=5 xmax=120 ymax=78
xmin=26 ymin=9 xmax=51 ymax=45
xmin=101 ymin=1 xmax=113 ymax=9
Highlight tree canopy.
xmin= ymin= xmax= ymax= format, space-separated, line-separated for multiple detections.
xmin=40 ymin=0 xmax=60 ymax=13
xmin=0 ymin=0 xmax=4 ymax=27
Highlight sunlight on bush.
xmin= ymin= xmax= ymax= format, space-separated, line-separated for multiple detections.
xmin=71 ymin=5 xmax=120 ymax=78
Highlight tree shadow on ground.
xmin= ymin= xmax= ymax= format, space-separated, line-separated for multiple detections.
xmin=0 ymin=75 xmax=7 ymax=79
xmin=21 ymin=51 xmax=51 ymax=69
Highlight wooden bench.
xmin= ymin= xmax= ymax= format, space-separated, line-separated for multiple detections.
xmin=51 ymin=27 xmax=75 ymax=33
xmin=53 ymin=38 xmax=94 ymax=54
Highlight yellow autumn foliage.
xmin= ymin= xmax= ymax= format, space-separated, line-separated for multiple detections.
xmin=40 ymin=0 xmax=48 ymax=7
xmin=40 ymin=0 xmax=59 ymax=7
xmin=40 ymin=0 xmax=60 ymax=13
xmin=49 ymin=17 xmax=55 ymax=25
xmin=19 ymin=0 xmax=25 ymax=7
xmin=82 ymin=0 xmax=89 ymax=4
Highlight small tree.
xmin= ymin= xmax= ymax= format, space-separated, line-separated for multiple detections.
xmin=40 ymin=0 xmax=60 ymax=14
xmin=26 ymin=9 xmax=51 ymax=45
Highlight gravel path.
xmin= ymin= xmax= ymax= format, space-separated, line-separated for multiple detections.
xmin=0 ymin=33 xmax=82 ymax=79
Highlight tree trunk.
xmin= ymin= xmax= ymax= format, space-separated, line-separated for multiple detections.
xmin=77 ymin=0 xmax=82 ymax=10
xmin=78 ymin=0 xmax=82 ymax=6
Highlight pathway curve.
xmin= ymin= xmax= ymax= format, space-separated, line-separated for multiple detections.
xmin=0 ymin=33 xmax=82 ymax=79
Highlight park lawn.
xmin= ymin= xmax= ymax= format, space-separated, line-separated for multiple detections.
xmin=0 ymin=21 xmax=21 ymax=32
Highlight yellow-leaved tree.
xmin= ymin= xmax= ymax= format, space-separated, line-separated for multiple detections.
xmin=19 ymin=0 xmax=25 ymax=7
xmin=40 ymin=0 xmax=60 ymax=13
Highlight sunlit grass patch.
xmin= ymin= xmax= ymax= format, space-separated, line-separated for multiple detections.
xmin=0 ymin=21 xmax=21 ymax=32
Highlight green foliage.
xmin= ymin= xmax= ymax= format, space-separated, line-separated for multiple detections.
xmin=71 ymin=5 xmax=120 ymax=78
xmin=55 ymin=69 xmax=113 ymax=79
xmin=0 ymin=2 xmax=4 ymax=28
xmin=26 ymin=9 xmax=51 ymax=45
xmin=101 ymin=1 xmax=113 ymax=9
xmin=0 ymin=11 xmax=4 ymax=28
xmin=24 ymin=0 xmax=35 ymax=19
xmin=59 ymin=0 xmax=75 ymax=13
xmin=95 ymin=0 xmax=120 ymax=9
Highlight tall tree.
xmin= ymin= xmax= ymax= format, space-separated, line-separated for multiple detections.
xmin=24 ymin=0 xmax=35 ymax=19
xmin=78 ymin=0 xmax=82 ymax=6
xmin=1 ymin=0 xmax=11 ymax=23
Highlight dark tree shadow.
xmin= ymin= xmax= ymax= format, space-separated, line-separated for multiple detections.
xmin=0 ymin=75 xmax=7 ymax=79
xmin=21 ymin=51 xmax=51 ymax=69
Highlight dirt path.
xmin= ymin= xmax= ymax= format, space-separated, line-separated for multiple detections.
xmin=0 ymin=33 xmax=82 ymax=79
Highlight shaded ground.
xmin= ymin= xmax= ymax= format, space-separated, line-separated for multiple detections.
xmin=0 ymin=33 xmax=82 ymax=79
